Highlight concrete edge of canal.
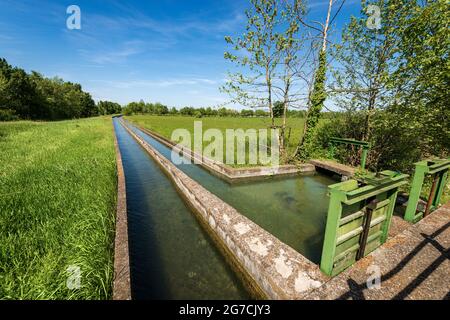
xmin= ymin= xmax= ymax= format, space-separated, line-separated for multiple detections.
xmin=112 ymin=120 xmax=132 ymax=300
xmin=120 ymin=119 xmax=330 ymax=300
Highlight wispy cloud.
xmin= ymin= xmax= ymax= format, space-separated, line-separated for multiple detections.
xmin=308 ymin=0 xmax=360 ymax=12
xmin=0 ymin=34 xmax=13 ymax=41
xmin=89 ymin=77 xmax=219 ymax=89
xmin=103 ymin=1 xmax=245 ymax=36
xmin=78 ymin=40 xmax=145 ymax=64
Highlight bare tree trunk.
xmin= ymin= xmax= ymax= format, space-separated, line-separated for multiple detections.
xmin=322 ymin=0 xmax=333 ymax=52
xmin=266 ymin=64 xmax=275 ymax=127
xmin=294 ymin=0 xmax=333 ymax=158
xmin=280 ymin=76 xmax=291 ymax=157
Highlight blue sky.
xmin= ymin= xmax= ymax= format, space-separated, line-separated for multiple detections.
xmin=0 ymin=0 xmax=362 ymax=109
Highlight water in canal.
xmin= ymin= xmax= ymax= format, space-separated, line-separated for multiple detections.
xmin=114 ymin=119 xmax=250 ymax=299
xmin=124 ymin=120 xmax=338 ymax=264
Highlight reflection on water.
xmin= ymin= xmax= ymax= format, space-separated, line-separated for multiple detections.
xmin=114 ymin=119 xmax=250 ymax=299
xmin=126 ymin=121 xmax=337 ymax=263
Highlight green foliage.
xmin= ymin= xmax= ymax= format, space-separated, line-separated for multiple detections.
xmin=273 ymin=101 xmax=284 ymax=118
xmin=297 ymin=50 xmax=328 ymax=159
xmin=0 ymin=109 xmax=19 ymax=121
xmin=221 ymin=0 xmax=285 ymax=121
xmin=123 ymin=100 xmax=169 ymax=116
xmin=390 ymin=0 xmax=450 ymax=156
xmin=315 ymin=110 xmax=423 ymax=173
xmin=319 ymin=0 xmax=449 ymax=171
xmin=194 ymin=111 xmax=203 ymax=118
xmin=97 ymin=101 xmax=122 ymax=115
xmin=240 ymin=109 xmax=255 ymax=117
xmin=0 ymin=58 xmax=98 ymax=121
xmin=255 ymin=109 xmax=269 ymax=117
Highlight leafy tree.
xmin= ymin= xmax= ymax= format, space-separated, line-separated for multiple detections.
xmin=390 ymin=0 xmax=449 ymax=156
xmin=222 ymin=0 xmax=284 ymax=126
xmin=1 ymin=58 xmax=99 ymax=121
xmin=273 ymin=101 xmax=284 ymax=118
xmin=180 ymin=106 xmax=195 ymax=116
xmin=0 ymin=62 xmax=38 ymax=119
xmin=241 ymin=109 xmax=255 ymax=117
xmin=295 ymin=0 xmax=336 ymax=159
xmin=255 ymin=109 xmax=268 ymax=117
xmin=98 ymin=101 xmax=122 ymax=115
xmin=223 ymin=0 xmax=315 ymax=156
xmin=313 ymin=0 xmax=449 ymax=170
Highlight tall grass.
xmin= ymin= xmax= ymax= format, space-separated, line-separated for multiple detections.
xmin=0 ymin=117 xmax=117 ymax=299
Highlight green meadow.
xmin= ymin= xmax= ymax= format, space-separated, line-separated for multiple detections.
xmin=126 ymin=115 xmax=308 ymax=167
xmin=0 ymin=117 xmax=117 ymax=299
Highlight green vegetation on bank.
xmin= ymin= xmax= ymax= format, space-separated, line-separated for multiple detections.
xmin=0 ymin=117 xmax=117 ymax=299
xmin=126 ymin=115 xmax=312 ymax=167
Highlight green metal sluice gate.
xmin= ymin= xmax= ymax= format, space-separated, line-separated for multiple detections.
xmin=318 ymin=157 xmax=449 ymax=276
xmin=320 ymin=171 xmax=409 ymax=276
xmin=320 ymin=135 xmax=449 ymax=276
xmin=404 ymin=159 xmax=450 ymax=223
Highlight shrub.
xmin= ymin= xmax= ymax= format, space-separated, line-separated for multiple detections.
xmin=314 ymin=110 xmax=424 ymax=173
xmin=0 ymin=109 xmax=19 ymax=121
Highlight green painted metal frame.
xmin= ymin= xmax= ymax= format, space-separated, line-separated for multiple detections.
xmin=329 ymin=137 xmax=371 ymax=170
xmin=404 ymin=159 xmax=450 ymax=223
xmin=320 ymin=170 xmax=409 ymax=276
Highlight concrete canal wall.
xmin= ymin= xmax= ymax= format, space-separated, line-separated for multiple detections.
xmin=112 ymin=122 xmax=132 ymax=300
xmin=120 ymin=120 xmax=329 ymax=300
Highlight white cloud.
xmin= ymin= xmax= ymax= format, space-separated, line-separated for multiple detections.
xmin=77 ymin=40 xmax=145 ymax=64
xmin=88 ymin=77 xmax=218 ymax=89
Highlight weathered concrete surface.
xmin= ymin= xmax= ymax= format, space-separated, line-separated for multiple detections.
xmin=306 ymin=203 xmax=450 ymax=300
xmin=112 ymin=123 xmax=132 ymax=300
xmin=389 ymin=215 xmax=412 ymax=238
xmin=120 ymin=120 xmax=329 ymax=300
xmin=310 ymin=159 xmax=356 ymax=177
xmin=128 ymin=121 xmax=316 ymax=183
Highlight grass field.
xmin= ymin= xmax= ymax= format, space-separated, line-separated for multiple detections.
xmin=0 ymin=117 xmax=117 ymax=299
xmin=126 ymin=115 xmax=306 ymax=167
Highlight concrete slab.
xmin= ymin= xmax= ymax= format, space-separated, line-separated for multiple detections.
xmin=310 ymin=159 xmax=357 ymax=177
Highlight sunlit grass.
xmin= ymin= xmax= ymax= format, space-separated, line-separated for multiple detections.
xmin=126 ymin=115 xmax=306 ymax=167
xmin=0 ymin=117 xmax=117 ymax=299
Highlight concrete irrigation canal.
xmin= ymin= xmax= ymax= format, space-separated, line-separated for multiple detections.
xmin=114 ymin=117 xmax=338 ymax=299
xmin=113 ymin=117 xmax=450 ymax=300
xmin=114 ymin=119 xmax=250 ymax=299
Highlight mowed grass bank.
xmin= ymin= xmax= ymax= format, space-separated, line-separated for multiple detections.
xmin=126 ymin=115 xmax=306 ymax=167
xmin=0 ymin=117 xmax=117 ymax=299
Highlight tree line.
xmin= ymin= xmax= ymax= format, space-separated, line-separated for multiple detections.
xmin=121 ymin=99 xmax=324 ymax=118
xmin=0 ymin=58 xmax=122 ymax=121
